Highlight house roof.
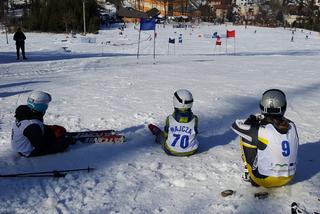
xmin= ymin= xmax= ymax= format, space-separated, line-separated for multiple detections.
xmin=146 ymin=8 xmax=160 ymax=18
xmin=116 ymin=7 xmax=160 ymax=19
xmin=117 ymin=7 xmax=148 ymax=18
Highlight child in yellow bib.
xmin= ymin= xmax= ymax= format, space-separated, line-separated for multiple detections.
xmin=149 ymin=89 xmax=199 ymax=156
xmin=231 ymin=89 xmax=299 ymax=187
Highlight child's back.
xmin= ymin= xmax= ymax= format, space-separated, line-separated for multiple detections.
xmin=149 ymin=89 xmax=199 ymax=156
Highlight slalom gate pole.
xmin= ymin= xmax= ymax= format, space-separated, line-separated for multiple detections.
xmin=226 ymin=38 xmax=228 ymax=53
xmin=234 ymin=37 xmax=236 ymax=55
xmin=137 ymin=30 xmax=141 ymax=59
xmin=153 ymin=29 xmax=156 ymax=60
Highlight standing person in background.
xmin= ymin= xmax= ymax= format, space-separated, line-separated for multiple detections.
xmin=291 ymin=36 xmax=294 ymax=42
xmin=13 ymin=27 xmax=27 ymax=60
xmin=231 ymin=89 xmax=299 ymax=188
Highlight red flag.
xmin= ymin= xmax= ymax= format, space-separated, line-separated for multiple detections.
xmin=226 ymin=30 xmax=235 ymax=38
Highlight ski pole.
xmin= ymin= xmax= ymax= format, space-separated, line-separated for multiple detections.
xmin=0 ymin=166 xmax=94 ymax=178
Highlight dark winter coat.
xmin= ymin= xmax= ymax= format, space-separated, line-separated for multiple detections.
xmin=13 ymin=105 xmax=69 ymax=157
xmin=14 ymin=105 xmax=46 ymax=150
xmin=13 ymin=31 xmax=26 ymax=45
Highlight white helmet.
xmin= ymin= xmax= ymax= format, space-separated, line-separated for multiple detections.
xmin=27 ymin=91 xmax=52 ymax=113
xmin=260 ymin=89 xmax=286 ymax=116
xmin=173 ymin=89 xmax=193 ymax=109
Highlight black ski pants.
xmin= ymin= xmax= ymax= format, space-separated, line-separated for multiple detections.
xmin=16 ymin=42 xmax=26 ymax=59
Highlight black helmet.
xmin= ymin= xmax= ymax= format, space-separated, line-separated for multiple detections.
xmin=260 ymin=89 xmax=287 ymax=116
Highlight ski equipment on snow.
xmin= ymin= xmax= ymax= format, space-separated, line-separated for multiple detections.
xmin=0 ymin=166 xmax=94 ymax=178
xmin=66 ymin=129 xmax=116 ymax=138
xmin=148 ymin=124 xmax=162 ymax=136
xmin=291 ymin=202 xmax=319 ymax=214
xmin=66 ymin=130 xmax=125 ymax=143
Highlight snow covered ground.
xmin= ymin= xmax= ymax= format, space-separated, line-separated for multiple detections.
xmin=0 ymin=23 xmax=319 ymax=214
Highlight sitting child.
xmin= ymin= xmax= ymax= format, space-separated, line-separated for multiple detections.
xmin=11 ymin=91 xmax=71 ymax=157
xmin=149 ymin=89 xmax=199 ymax=156
xmin=231 ymin=89 xmax=299 ymax=187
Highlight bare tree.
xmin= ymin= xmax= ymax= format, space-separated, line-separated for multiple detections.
xmin=156 ymin=0 xmax=168 ymax=17
xmin=62 ymin=12 xmax=75 ymax=33
xmin=1 ymin=0 xmax=10 ymax=44
xmin=0 ymin=0 xmax=8 ymax=22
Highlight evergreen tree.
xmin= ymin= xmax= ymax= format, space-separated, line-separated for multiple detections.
xmin=23 ymin=0 xmax=99 ymax=33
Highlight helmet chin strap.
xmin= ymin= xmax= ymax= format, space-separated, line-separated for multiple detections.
xmin=30 ymin=108 xmax=45 ymax=115
xmin=28 ymin=108 xmax=45 ymax=121
xmin=174 ymin=107 xmax=191 ymax=112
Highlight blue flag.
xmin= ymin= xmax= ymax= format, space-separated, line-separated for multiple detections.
xmin=140 ymin=18 xmax=156 ymax=31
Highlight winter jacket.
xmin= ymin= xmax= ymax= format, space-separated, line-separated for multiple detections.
xmin=11 ymin=105 xmax=68 ymax=157
xmin=13 ymin=31 xmax=26 ymax=44
xmin=162 ymin=108 xmax=199 ymax=156
xmin=231 ymin=114 xmax=299 ymax=187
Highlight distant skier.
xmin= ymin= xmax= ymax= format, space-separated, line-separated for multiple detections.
xmin=149 ymin=89 xmax=199 ymax=156
xmin=291 ymin=36 xmax=294 ymax=42
xmin=11 ymin=91 xmax=71 ymax=157
xmin=13 ymin=27 xmax=27 ymax=60
xmin=231 ymin=89 xmax=299 ymax=187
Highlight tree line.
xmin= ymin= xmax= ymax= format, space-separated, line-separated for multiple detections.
xmin=1 ymin=0 xmax=100 ymax=33
xmin=1 ymin=0 xmax=319 ymax=32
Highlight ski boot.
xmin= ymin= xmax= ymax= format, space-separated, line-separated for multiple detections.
xmin=148 ymin=124 xmax=162 ymax=136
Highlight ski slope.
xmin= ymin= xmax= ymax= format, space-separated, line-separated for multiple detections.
xmin=0 ymin=23 xmax=319 ymax=214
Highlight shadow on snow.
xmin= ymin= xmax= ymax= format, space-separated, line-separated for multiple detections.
xmin=2 ymin=48 xmax=319 ymax=65
xmin=0 ymin=81 xmax=50 ymax=98
xmin=0 ymin=51 xmax=136 ymax=64
xmin=293 ymin=140 xmax=320 ymax=184
xmin=0 ymin=90 xmax=32 ymax=98
xmin=0 ymin=81 xmax=320 ymax=205
xmin=0 ymin=81 xmax=50 ymax=89
xmin=198 ymin=95 xmax=259 ymax=153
